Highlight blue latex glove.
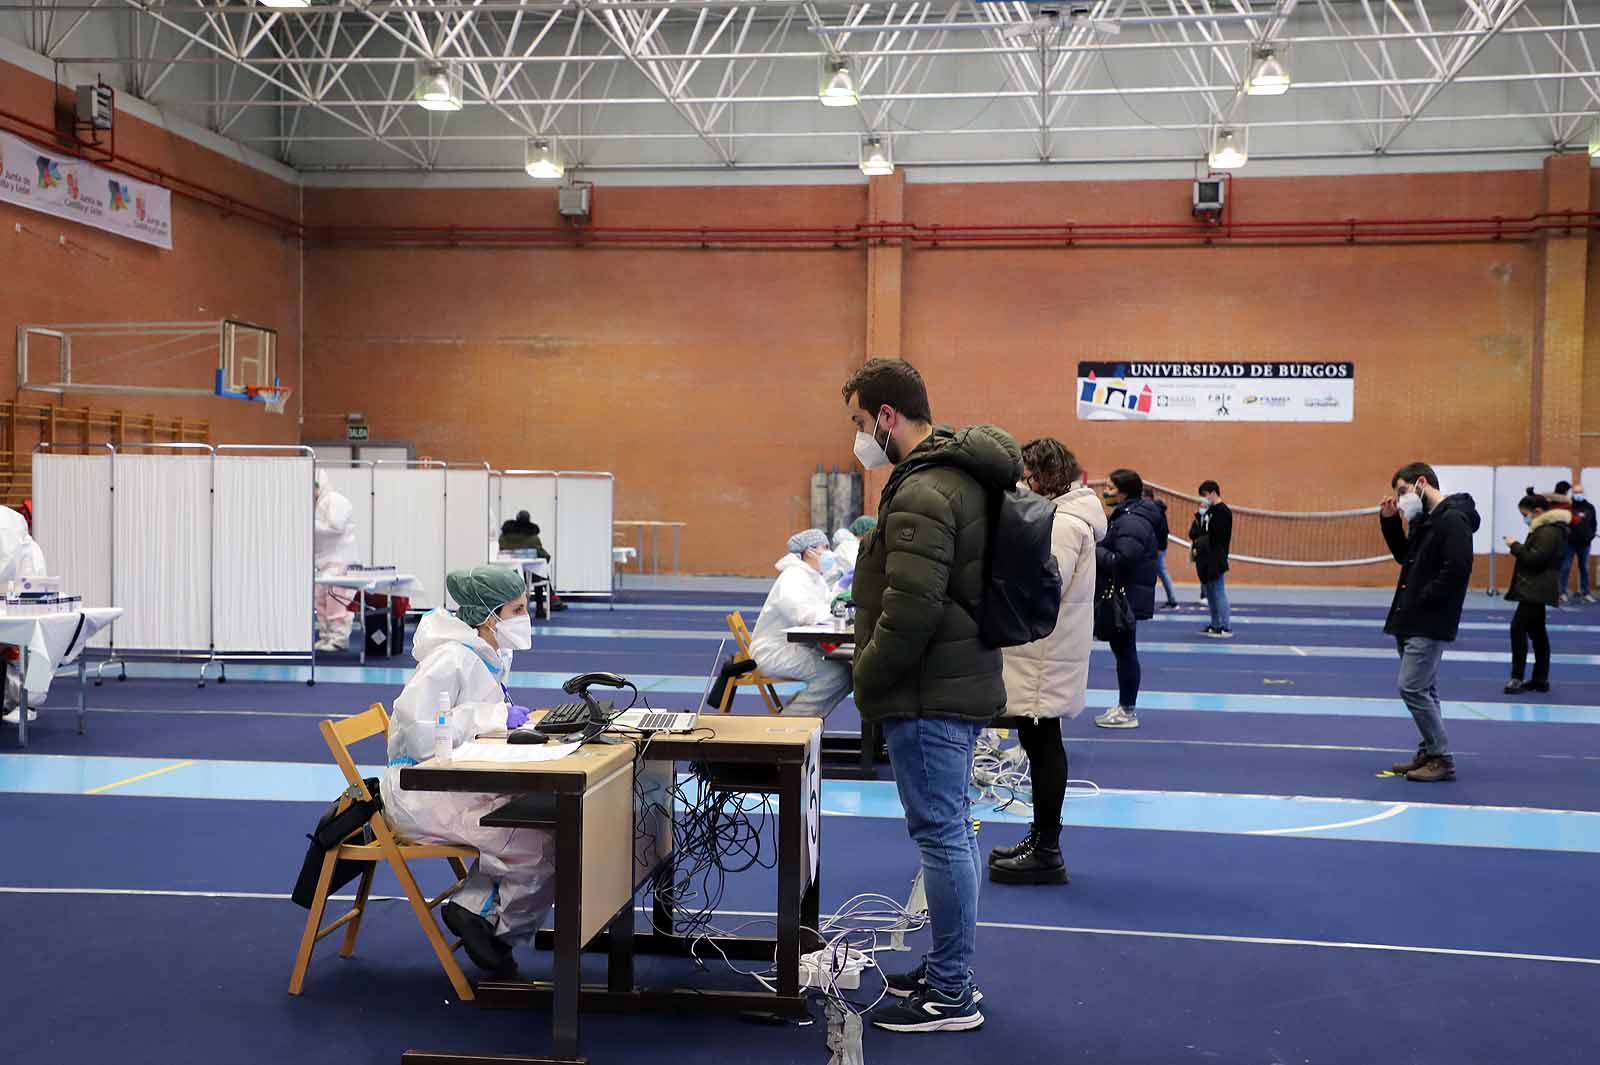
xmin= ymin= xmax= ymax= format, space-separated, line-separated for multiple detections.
xmin=506 ymin=704 xmax=533 ymax=730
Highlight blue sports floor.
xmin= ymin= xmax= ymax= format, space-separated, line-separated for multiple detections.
xmin=4 ymin=590 xmax=1600 ymax=1064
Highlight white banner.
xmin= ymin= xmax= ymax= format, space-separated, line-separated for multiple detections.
xmin=1076 ymin=361 xmax=1354 ymax=422
xmin=0 ymin=130 xmax=173 ymax=250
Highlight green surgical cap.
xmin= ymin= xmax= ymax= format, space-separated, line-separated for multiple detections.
xmin=849 ymin=516 xmax=878 ymax=537
xmin=447 ymin=565 xmax=527 ymax=626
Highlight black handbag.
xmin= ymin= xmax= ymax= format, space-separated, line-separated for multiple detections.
xmin=291 ymin=778 xmax=382 ymax=909
xmin=1093 ymin=583 xmax=1136 ymax=642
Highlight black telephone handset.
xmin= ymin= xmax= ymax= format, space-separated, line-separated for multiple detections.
xmin=561 ymin=672 xmax=629 ymax=695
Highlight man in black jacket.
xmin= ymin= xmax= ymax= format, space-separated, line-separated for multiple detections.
xmin=842 ymin=358 xmax=1019 ymax=1034
xmin=1562 ymin=482 xmax=1595 ymax=604
xmin=1378 ymin=462 xmax=1480 ymax=783
xmin=1189 ymin=480 xmax=1234 ymax=638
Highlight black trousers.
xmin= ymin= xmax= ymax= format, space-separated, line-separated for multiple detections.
xmin=1510 ymin=601 xmax=1550 ymax=683
xmin=1014 ymin=716 xmax=1067 ymax=831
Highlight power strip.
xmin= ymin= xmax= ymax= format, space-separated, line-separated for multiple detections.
xmin=799 ymin=947 xmax=871 ymax=991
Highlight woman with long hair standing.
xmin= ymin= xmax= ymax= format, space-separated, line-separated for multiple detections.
xmin=989 ymin=439 xmax=1107 ymax=884
xmin=1503 ymin=492 xmax=1568 ymax=695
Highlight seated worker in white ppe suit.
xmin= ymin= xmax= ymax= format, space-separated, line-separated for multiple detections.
xmin=313 ymin=471 xmax=360 ymax=653
xmin=749 ymin=529 xmax=852 ymax=718
xmin=382 ymin=565 xmax=546 ymax=978
xmin=0 ymin=505 xmax=46 ymax=724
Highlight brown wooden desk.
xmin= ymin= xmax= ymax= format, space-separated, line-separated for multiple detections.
xmin=396 ymin=715 xmax=823 ymax=1063
xmin=397 ymin=737 xmax=671 ymax=1065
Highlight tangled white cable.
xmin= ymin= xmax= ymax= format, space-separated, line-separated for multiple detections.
xmin=972 ymin=727 xmax=1101 ymax=812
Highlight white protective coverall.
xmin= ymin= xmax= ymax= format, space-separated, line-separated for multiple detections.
xmin=831 ymin=529 xmax=860 ymax=572
xmin=0 ymin=506 xmax=45 ymax=715
xmin=381 ymin=609 xmax=555 ymax=941
xmin=313 ymin=473 xmax=360 ymax=650
xmin=748 ymin=554 xmax=852 ymax=718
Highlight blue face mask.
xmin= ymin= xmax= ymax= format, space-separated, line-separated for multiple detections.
xmin=1524 ymin=514 xmax=1533 ymax=528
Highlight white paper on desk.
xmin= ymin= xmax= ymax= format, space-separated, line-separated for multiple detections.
xmin=454 ymin=741 xmax=582 ymax=763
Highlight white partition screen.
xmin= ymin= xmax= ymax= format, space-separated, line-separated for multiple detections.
xmin=1492 ymin=466 xmax=1572 ymax=555
xmin=373 ymin=464 xmax=446 ymax=608
xmin=114 ymin=452 xmax=213 ymax=650
xmin=445 ymin=466 xmax=492 ymax=585
xmin=554 ymin=473 xmax=614 ymax=594
xmin=1582 ymin=469 xmax=1600 ymax=500
xmin=33 ymin=450 xmax=114 ymax=646
xmin=318 ymin=463 xmax=374 ymax=565
xmin=1432 ymin=465 xmax=1497 ymax=556
xmin=498 ymin=472 xmax=558 ymax=560
xmin=214 ymin=454 xmax=313 ymax=652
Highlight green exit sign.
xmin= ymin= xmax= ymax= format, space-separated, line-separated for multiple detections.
xmin=346 ymin=424 xmax=370 ymax=442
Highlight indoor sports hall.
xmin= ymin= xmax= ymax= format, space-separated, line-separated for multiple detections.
xmin=2 ymin=4 xmax=1600 ymax=1065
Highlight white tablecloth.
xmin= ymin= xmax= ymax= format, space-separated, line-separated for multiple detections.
xmin=494 ymin=556 xmax=552 ymax=581
xmin=0 ymin=607 xmax=123 ymax=697
xmin=314 ymin=572 xmax=425 ymax=596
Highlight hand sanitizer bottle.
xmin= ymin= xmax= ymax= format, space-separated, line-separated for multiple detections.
xmin=434 ymin=692 xmax=453 ymax=765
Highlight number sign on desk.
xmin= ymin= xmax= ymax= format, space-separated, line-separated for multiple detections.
xmin=803 ymin=730 xmax=821 ymax=887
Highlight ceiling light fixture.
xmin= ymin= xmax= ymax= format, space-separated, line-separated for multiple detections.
xmin=1589 ymin=116 xmax=1600 ymax=157
xmin=1246 ymin=47 xmax=1291 ymax=96
xmin=1209 ymin=127 xmax=1248 ymax=170
xmin=859 ymin=136 xmax=893 ymax=176
xmin=413 ymin=60 xmax=462 ymax=112
xmin=256 ymin=0 xmax=311 ymax=8
xmin=819 ymin=58 xmax=859 ymax=108
xmin=525 ymin=137 xmax=564 ymax=180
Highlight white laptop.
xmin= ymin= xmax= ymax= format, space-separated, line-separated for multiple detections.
xmin=611 ymin=639 xmax=725 ymax=733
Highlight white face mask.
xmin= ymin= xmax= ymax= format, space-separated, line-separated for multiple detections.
xmin=493 ymin=611 xmax=533 ymax=651
xmin=1396 ymin=492 xmax=1424 ymax=523
xmin=853 ymin=411 xmax=892 ymax=471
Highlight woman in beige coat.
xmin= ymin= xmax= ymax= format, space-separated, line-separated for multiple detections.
xmin=989 ymin=438 xmax=1107 ymax=885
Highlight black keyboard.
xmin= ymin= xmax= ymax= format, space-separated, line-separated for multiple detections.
xmin=535 ymin=701 xmax=612 ymax=735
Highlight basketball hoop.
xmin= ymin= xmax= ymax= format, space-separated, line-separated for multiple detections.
xmin=246 ymin=385 xmax=292 ymax=415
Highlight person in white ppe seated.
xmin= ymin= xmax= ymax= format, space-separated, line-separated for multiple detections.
xmin=0 ymin=505 xmax=46 ymax=724
xmin=382 ymin=565 xmax=545 ymax=978
xmin=749 ymin=529 xmax=852 ymax=718
xmin=313 ymin=471 xmax=360 ymax=653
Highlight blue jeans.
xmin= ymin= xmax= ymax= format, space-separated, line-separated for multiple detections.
xmin=1561 ymin=542 xmax=1592 ymax=597
xmin=1155 ymin=551 xmax=1176 ymax=605
xmin=1395 ymin=636 xmax=1450 ymax=757
xmin=1203 ymin=575 xmax=1230 ymax=630
xmin=881 ymin=715 xmax=984 ymax=997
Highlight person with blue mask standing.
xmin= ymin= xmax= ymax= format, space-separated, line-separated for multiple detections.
xmin=748 ymin=528 xmax=853 ymax=718
xmin=382 ymin=565 xmax=546 ymax=979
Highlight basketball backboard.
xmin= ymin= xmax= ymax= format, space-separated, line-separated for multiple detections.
xmin=16 ymin=318 xmax=279 ymax=405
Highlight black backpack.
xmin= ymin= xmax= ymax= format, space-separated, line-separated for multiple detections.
xmin=976 ymin=486 xmax=1063 ymax=648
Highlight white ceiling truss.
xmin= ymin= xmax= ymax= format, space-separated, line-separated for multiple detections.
xmin=6 ymin=0 xmax=1600 ymax=174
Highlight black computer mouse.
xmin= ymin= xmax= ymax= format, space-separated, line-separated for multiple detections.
xmin=507 ymin=728 xmax=550 ymax=745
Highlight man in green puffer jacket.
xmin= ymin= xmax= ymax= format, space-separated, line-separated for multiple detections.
xmin=840 ymin=357 xmax=1021 ymax=1036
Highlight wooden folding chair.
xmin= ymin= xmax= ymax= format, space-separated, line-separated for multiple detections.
xmin=288 ymin=703 xmax=480 ymax=1001
xmin=718 ymin=612 xmax=786 ymax=714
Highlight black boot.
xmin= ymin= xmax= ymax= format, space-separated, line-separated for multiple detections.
xmin=442 ymin=902 xmax=519 ymax=978
xmin=988 ymin=825 xmax=1068 ymax=885
xmin=988 ymin=825 xmax=1038 ymax=863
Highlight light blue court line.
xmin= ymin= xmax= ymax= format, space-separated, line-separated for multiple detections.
xmin=8 ymin=752 xmax=1600 ymax=854
xmin=1130 ymin=640 xmax=1600 ymax=667
xmin=57 ymin=661 xmax=1599 ymax=721
xmin=569 ymin=603 xmax=763 ymax=614
xmin=1144 ymin=613 xmax=1600 ymax=635
xmin=532 ymin=626 xmax=729 ymax=641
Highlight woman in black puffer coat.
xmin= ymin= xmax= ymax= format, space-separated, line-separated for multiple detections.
xmin=1093 ymin=469 xmax=1162 ymax=729
xmin=1503 ymin=493 xmax=1570 ymax=695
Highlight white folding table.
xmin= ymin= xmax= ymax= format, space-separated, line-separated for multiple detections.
xmin=1 ymin=607 xmax=124 ymax=749
xmin=313 ymin=572 xmax=423 ymax=664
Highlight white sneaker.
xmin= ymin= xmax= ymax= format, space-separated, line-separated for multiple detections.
xmin=1094 ymin=705 xmax=1140 ymax=729
xmin=1 ymin=707 xmax=39 ymax=725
